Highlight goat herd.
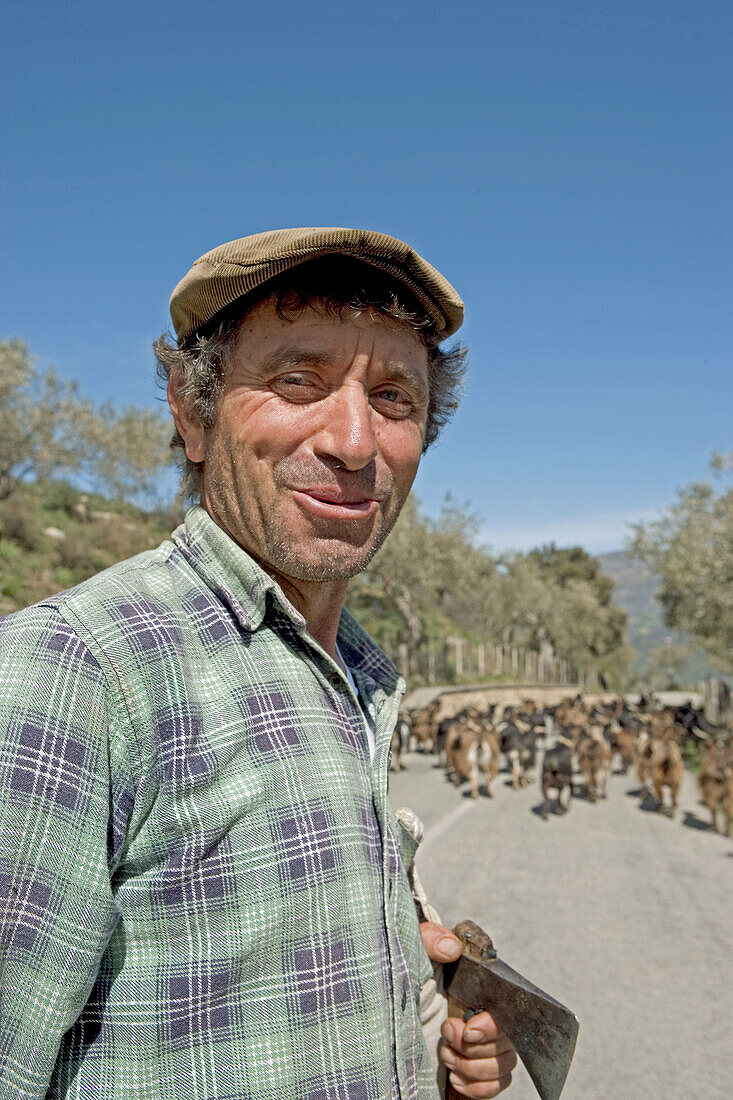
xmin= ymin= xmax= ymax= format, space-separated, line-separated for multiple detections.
xmin=391 ymin=693 xmax=733 ymax=835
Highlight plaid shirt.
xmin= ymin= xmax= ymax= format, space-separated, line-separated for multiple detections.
xmin=0 ymin=506 xmax=437 ymax=1100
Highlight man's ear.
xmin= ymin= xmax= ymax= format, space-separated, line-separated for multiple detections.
xmin=167 ymin=372 xmax=206 ymax=464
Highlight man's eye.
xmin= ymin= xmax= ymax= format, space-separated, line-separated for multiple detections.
xmin=281 ymin=374 xmax=312 ymax=386
xmin=371 ymin=388 xmax=414 ymax=416
xmin=271 ymin=374 xmax=323 ymax=399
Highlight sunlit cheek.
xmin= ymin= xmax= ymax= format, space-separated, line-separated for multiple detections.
xmin=380 ymin=421 xmax=425 ymax=466
xmin=239 ymin=404 xmax=315 ymax=453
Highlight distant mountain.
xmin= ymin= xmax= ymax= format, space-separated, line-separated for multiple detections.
xmin=597 ymin=550 xmax=728 ymax=686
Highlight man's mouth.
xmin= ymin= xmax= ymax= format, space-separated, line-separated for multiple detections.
xmin=291 ymin=488 xmax=380 ymax=517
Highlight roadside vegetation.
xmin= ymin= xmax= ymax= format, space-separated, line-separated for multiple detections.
xmin=631 ymin=452 xmax=733 ymax=676
xmin=347 ymin=496 xmax=634 ymax=689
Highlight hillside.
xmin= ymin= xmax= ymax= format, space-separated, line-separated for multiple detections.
xmin=0 ymin=482 xmax=178 ymax=616
xmin=597 ymin=550 xmax=728 ymax=686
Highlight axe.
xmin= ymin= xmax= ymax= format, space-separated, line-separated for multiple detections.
xmin=443 ymin=919 xmax=579 ymax=1100
xmin=395 ymin=809 xmax=578 ymax=1100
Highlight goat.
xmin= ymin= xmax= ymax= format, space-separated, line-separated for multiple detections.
xmin=635 ymin=728 xmax=654 ymax=796
xmin=540 ymin=740 xmax=574 ymax=819
xmin=650 ymin=736 xmax=684 ymax=817
xmin=698 ymin=740 xmax=733 ymax=835
xmin=390 ymin=715 xmax=411 ymax=772
xmin=501 ymin=723 xmax=537 ymax=790
xmin=445 ymin=716 xmax=501 ymax=799
xmin=612 ymin=724 xmax=638 ymax=775
xmin=409 ymin=698 xmax=441 ymax=753
xmin=578 ymin=726 xmax=612 ymax=802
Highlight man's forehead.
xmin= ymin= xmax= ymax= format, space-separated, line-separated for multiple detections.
xmin=235 ymin=295 xmax=430 ymax=364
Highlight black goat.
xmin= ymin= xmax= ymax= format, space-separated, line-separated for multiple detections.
xmin=541 ymin=742 xmax=573 ymax=819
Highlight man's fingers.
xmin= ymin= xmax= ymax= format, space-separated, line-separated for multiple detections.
xmin=443 ymin=1038 xmax=514 ymax=1059
xmin=441 ymin=1047 xmax=518 ymax=1083
xmin=446 ymin=1071 xmax=514 ymax=1098
xmin=441 ymin=1010 xmax=505 ymax=1049
xmin=419 ymin=920 xmax=462 ymax=962
xmin=440 ymin=1009 xmax=517 ymax=1099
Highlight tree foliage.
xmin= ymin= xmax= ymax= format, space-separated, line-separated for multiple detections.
xmin=0 ymin=340 xmax=92 ymax=500
xmin=84 ymin=402 xmax=174 ymax=506
xmin=515 ymin=545 xmax=628 ymax=670
xmin=0 ymin=339 xmax=173 ymax=506
xmin=347 ymin=496 xmax=632 ymax=687
xmin=631 ymin=454 xmax=733 ymax=673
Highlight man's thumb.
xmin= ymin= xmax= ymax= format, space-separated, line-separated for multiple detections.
xmin=420 ymin=921 xmax=462 ymax=963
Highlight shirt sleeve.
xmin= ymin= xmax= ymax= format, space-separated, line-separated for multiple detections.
xmin=0 ymin=607 xmax=121 ymax=1099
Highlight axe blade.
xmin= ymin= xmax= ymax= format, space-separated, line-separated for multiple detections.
xmin=443 ymin=921 xmax=579 ymax=1100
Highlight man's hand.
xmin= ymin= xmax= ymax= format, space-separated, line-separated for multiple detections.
xmin=420 ymin=922 xmax=517 ymax=1098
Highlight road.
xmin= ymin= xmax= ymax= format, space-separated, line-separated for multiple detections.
xmin=389 ymin=750 xmax=733 ymax=1100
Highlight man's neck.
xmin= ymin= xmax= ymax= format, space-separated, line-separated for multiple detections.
xmin=199 ymin=502 xmax=349 ymax=660
xmin=271 ymin=572 xmax=349 ymax=660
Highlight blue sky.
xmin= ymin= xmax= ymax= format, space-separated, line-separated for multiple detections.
xmin=2 ymin=0 xmax=730 ymax=552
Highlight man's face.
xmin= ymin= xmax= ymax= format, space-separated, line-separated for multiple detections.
xmin=177 ymin=297 xmax=430 ymax=587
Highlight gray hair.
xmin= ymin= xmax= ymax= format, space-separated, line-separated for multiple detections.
xmin=155 ymin=257 xmax=467 ymax=500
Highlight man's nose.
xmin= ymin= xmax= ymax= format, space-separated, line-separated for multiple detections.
xmin=312 ymin=383 xmax=379 ymax=471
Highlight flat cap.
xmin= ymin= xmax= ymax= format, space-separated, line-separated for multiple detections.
xmin=169 ymin=227 xmax=464 ymax=342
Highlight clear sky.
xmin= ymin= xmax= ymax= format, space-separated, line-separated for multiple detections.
xmin=2 ymin=0 xmax=730 ymax=553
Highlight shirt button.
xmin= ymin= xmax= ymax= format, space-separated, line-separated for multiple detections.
xmin=388 ymin=878 xmax=393 ymax=896
xmin=401 ymin=989 xmax=408 ymax=1011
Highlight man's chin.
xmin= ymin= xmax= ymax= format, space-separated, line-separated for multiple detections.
xmin=268 ymin=528 xmax=387 ymax=583
xmin=285 ymin=545 xmax=380 ymax=583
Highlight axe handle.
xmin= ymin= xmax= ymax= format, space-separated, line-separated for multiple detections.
xmin=444 ymin=990 xmax=472 ymax=1100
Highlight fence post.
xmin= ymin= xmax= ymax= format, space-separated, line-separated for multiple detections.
xmin=427 ymin=640 xmax=435 ymax=685
xmin=455 ymin=638 xmax=464 ymax=678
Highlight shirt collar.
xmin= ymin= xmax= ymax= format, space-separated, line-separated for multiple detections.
xmin=336 ymin=606 xmax=404 ymax=702
xmin=172 ymin=505 xmax=306 ymax=632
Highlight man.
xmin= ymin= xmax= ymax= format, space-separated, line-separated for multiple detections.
xmin=0 ymin=229 xmax=515 ymax=1099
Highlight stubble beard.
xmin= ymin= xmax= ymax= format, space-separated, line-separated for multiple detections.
xmin=258 ymin=508 xmax=398 ymax=583
xmin=204 ymin=456 xmax=407 ymax=584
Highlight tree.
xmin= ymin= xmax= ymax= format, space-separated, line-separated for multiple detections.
xmin=84 ymin=402 xmax=174 ymax=507
xmin=0 ymin=339 xmax=175 ymax=507
xmin=0 ymin=340 xmax=93 ymax=500
xmin=631 ymin=454 xmax=733 ymax=673
xmin=643 ymin=643 xmax=694 ymax=692
xmin=502 ymin=548 xmax=631 ymax=686
xmin=525 ymin=544 xmax=615 ymax=606
xmin=347 ymin=496 xmax=632 ymax=687
xmin=346 ymin=496 xmax=504 ymax=677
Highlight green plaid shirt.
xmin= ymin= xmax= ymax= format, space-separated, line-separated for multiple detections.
xmin=0 ymin=506 xmax=437 ymax=1100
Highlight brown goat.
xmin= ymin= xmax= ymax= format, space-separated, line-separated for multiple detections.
xmin=650 ymin=737 xmax=683 ymax=817
xmin=445 ymin=718 xmax=500 ymax=799
xmin=698 ymin=740 xmax=733 ymax=836
xmin=635 ymin=728 xmax=654 ymax=795
xmin=578 ymin=726 xmax=612 ymax=802
xmin=409 ymin=698 xmax=440 ymax=753
xmin=612 ymin=726 xmax=638 ymax=775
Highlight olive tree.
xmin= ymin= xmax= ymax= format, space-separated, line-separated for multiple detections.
xmin=0 ymin=339 xmax=174 ymax=507
xmin=631 ymin=454 xmax=733 ymax=673
xmin=0 ymin=340 xmax=92 ymax=500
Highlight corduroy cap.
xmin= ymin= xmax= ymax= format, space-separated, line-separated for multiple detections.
xmin=169 ymin=227 xmax=464 ymax=342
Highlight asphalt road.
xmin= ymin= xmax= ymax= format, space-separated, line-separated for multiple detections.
xmin=389 ymin=750 xmax=733 ymax=1100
